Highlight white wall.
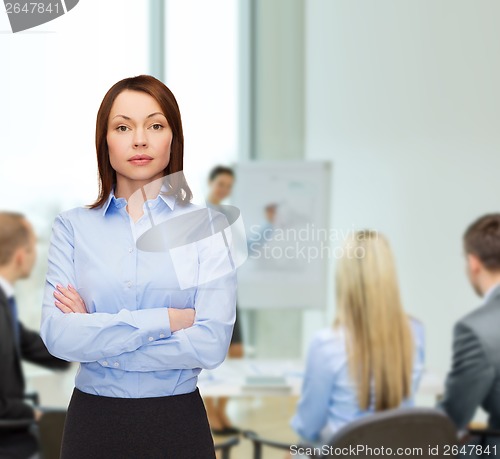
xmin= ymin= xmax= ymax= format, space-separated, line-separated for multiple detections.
xmin=305 ymin=0 xmax=500 ymax=373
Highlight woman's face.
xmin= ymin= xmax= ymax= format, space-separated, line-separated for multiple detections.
xmin=107 ymin=89 xmax=173 ymax=185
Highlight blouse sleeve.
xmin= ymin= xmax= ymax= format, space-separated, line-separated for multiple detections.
xmin=40 ymin=214 xmax=172 ymax=363
xmin=290 ymin=331 xmax=337 ymax=442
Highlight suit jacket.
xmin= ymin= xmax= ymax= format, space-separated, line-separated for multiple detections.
xmin=440 ymin=284 xmax=500 ymax=432
xmin=0 ymin=286 xmax=70 ymax=421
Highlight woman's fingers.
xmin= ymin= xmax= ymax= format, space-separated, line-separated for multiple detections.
xmin=54 ymin=300 xmax=73 ymax=314
xmin=54 ymin=289 xmax=76 ymax=310
xmin=53 ymin=293 xmax=85 ymax=313
xmin=56 ymin=284 xmax=79 ymax=302
xmin=67 ymin=284 xmax=88 ymax=313
xmin=54 ymin=284 xmax=87 ymax=313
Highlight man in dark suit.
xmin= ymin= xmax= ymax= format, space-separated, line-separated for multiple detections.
xmin=440 ymin=213 xmax=500 ymax=451
xmin=0 ymin=212 xmax=70 ymax=459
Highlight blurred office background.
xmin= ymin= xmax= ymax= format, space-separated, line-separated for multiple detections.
xmin=2 ymin=0 xmax=500 ymax=456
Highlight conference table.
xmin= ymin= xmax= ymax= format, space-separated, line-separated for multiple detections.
xmin=201 ymin=359 xmax=445 ymax=399
xmin=24 ymin=358 xmax=445 ymax=407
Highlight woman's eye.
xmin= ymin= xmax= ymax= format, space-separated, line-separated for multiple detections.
xmin=116 ymin=125 xmax=129 ymax=132
xmin=151 ymin=123 xmax=163 ymax=130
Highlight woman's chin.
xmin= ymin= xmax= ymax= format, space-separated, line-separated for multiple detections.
xmin=119 ymin=168 xmax=165 ymax=183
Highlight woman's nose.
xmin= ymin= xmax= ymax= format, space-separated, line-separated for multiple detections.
xmin=133 ymin=130 xmax=147 ymax=147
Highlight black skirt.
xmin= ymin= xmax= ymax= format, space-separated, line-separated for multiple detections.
xmin=61 ymin=387 xmax=215 ymax=459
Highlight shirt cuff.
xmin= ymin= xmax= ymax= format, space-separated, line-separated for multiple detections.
xmin=96 ymin=308 xmax=171 ymax=370
xmin=132 ymin=307 xmax=171 ymax=343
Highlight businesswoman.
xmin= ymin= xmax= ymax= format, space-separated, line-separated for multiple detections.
xmin=40 ymin=75 xmax=237 ymax=458
xmin=291 ymin=230 xmax=425 ymax=444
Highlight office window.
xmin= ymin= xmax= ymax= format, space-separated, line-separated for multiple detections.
xmin=164 ymin=0 xmax=239 ymax=201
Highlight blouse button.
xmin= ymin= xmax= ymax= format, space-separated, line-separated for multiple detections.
xmin=102 ymin=361 xmax=108 ymax=366
xmin=160 ymin=334 xmax=165 ymax=338
xmin=113 ymin=362 xmax=120 ymax=368
xmin=148 ymin=337 xmax=154 ymax=342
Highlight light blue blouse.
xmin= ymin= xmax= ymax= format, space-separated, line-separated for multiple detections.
xmin=40 ymin=189 xmax=237 ymax=398
xmin=290 ymin=319 xmax=425 ymax=442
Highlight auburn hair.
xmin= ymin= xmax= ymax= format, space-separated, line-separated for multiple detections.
xmin=89 ymin=75 xmax=192 ymax=209
xmin=335 ymin=230 xmax=414 ymax=411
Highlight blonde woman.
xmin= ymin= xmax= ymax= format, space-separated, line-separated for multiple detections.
xmin=290 ymin=230 xmax=425 ymax=444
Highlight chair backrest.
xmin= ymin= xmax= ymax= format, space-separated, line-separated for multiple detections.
xmin=38 ymin=410 xmax=67 ymax=459
xmin=321 ymin=408 xmax=457 ymax=459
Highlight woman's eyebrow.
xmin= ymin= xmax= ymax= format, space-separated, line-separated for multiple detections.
xmin=147 ymin=112 xmax=166 ymax=119
xmin=112 ymin=112 xmax=167 ymax=121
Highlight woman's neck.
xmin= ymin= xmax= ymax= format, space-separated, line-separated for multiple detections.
xmin=115 ymin=173 xmax=164 ymax=222
xmin=115 ymin=174 xmax=163 ymax=201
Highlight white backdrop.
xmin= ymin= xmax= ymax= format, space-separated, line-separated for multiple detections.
xmin=233 ymin=161 xmax=331 ymax=309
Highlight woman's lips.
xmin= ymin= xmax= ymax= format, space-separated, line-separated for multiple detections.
xmin=128 ymin=155 xmax=153 ymax=166
xmin=129 ymin=158 xmax=153 ymax=166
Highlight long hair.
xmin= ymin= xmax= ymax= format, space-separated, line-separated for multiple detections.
xmin=89 ymin=75 xmax=192 ymax=209
xmin=335 ymin=230 xmax=414 ymax=411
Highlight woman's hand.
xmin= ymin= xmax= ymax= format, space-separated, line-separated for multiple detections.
xmin=168 ymin=308 xmax=195 ymax=332
xmin=54 ymin=284 xmax=88 ymax=314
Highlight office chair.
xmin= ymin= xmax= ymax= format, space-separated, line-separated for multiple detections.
xmin=214 ymin=436 xmax=240 ymax=459
xmin=0 ymin=393 xmax=40 ymax=458
xmin=0 ymin=392 xmax=40 ymax=430
xmin=0 ymin=391 xmax=67 ymax=459
xmin=244 ymin=407 xmax=458 ymax=459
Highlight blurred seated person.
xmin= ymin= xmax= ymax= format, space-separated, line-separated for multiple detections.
xmin=290 ymin=230 xmax=425 ymax=445
xmin=0 ymin=212 xmax=70 ymax=459
xmin=440 ymin=214 xmax=500 ymax=453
